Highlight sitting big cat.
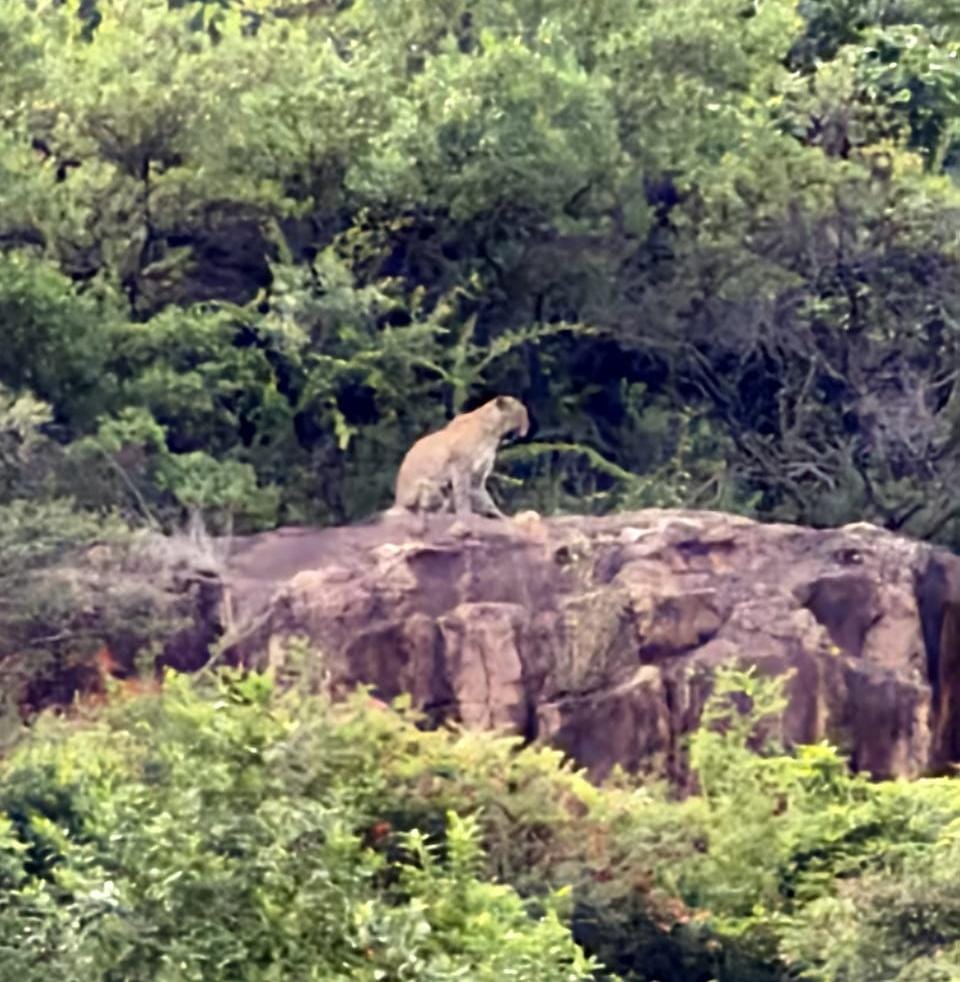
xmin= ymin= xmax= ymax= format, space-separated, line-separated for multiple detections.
xmin=391 ymin=396 xmax=529 ymax=519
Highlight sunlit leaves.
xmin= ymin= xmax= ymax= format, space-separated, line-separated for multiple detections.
xmin=0 ymin=672 xmax=598 ymax=979
xmin=351 ymin=33 xmax=621 ymax=220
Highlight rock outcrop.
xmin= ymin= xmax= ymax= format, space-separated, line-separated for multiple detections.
xmin=218 ymin=509 xmax=960 ymax=784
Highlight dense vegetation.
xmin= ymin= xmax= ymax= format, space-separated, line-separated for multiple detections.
xmin=2 ymin=665 xmax=960 ymax=981
xmin=4 ymin=0 xmax=960 ymax=539
xmin=4 ymin=1 xmax=960 ymax=976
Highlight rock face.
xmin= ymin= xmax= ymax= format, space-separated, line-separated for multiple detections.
xmin=220 ymin=510 xmax=960 ymax=783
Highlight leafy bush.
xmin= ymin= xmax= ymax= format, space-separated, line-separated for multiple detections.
xmin=6 ymin=664 xmax=960 ymax=980
xmin=0 ymin=671 xmax=596 ymax=980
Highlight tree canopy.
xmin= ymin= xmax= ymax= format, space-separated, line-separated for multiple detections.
xmin=2 ymin=0 xmax=960 ymax=539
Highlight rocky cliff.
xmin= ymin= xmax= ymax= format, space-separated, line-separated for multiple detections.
xmin=213 ymin=509 xmax=960 ymax=784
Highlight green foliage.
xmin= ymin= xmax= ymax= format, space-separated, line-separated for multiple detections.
xmin=350 ymin=31 xmax=621 ymax=220
xmin=665 ymin=668 xmax=960 ymax=979
xmin=8 ymin=5 xmax=960 ymax=972
xmin=0 ymin=670 xmax=596 ymax=980
xmin=0 ymin=494 xmax=128 ymax=747
xmin=2 ymin=0 xmax=960 ymax=538
xmin=0 ymin=253 xmax=119 ymax=433
xmin=7 ymin=664 xmax=960 ymax=980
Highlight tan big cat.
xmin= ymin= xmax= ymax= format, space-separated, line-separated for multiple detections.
xmin=392 ymin=396 xmax=529 ymax=518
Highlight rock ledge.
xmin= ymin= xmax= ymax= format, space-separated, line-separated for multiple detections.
xmin=219 ymin=509 xmax=960 ymax=783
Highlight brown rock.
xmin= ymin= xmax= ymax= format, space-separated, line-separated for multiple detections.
xmin=219 ymin=510 xmax=960 ymax=783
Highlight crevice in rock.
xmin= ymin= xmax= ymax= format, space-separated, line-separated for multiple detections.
xmin=212 ymin=510 xmax=960 ymax=782
xmin=799 ymin=574 xmax=877 ymax=657
xmin=917 ymin=556 xmax=960 ymax=770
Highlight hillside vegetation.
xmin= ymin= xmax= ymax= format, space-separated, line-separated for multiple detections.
xmin=4 ymin=665 xmax=960 ymax=980
xmin=3 ymin=2 xmax=960 ymax=976
xmin=4 ymin=0 xmax=960 ymax=538
xmin=9 ymin=0 xmax=960 ymax=696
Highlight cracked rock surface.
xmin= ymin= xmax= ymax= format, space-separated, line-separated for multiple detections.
xmin=220 ymin=509 xmax=960 ymax=783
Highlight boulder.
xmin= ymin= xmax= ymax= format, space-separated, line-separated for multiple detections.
xmin=220 ymin=510 xmax=960 ymax=783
